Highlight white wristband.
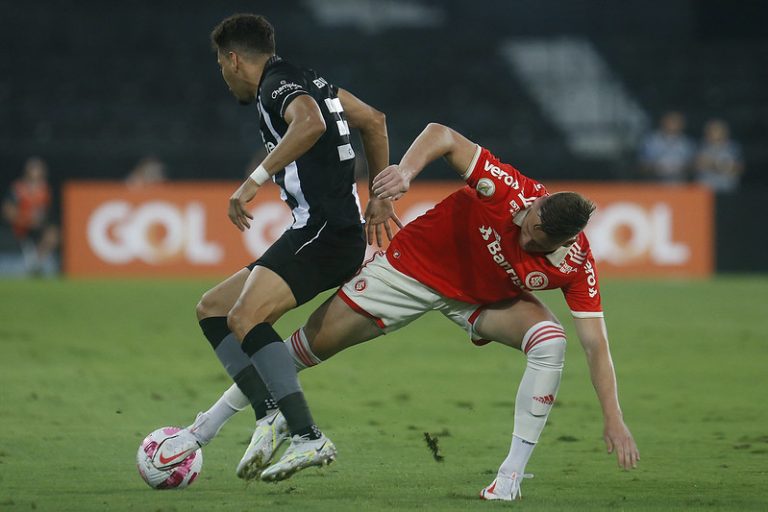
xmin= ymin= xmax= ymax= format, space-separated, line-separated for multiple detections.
xmin=249 ymin=165 xmax=270 ymax=186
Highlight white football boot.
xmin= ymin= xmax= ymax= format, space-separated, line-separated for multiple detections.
xmin=259 ymin=433 xmax=336 ymax=482
xmin=153 ymin=428 xmax=202 ymax=470
xmin=236 ymin=409 xmax=289 ymax=480
xmin=479 ymin=472 xmax=533 ymax=501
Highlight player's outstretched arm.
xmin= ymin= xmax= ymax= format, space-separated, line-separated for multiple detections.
xmin=338 ymin=88 xmax=388 ymax=183
xmin=228 ymin=96 xmax=326 ymax=231
xmin=573 ymin=317 xmax=640 ymax=470
xmin=338 ymin=88 xmax=402 ymax=246
xmin=372 ymin=123 xmax=477 ymax=200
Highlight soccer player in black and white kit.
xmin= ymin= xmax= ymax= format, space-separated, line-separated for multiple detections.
xmin=154 ymin=14 xmax=400 ymax=481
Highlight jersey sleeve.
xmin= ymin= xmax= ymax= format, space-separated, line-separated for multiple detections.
xmin=462 ymin=146 xmax=548 ymax=214
xmin=561 ymin=248 xmax=603 ymax=318
xmin=260 ymin=66 xmax=312 ymax=119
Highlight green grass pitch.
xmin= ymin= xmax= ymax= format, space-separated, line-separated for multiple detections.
xmin=1 ymin=276 xmax=767 ymax=511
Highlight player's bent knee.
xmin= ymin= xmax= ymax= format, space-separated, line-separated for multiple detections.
xmin=522 ymin=321 xmax=566 ymax=371
xmin=226 ymin=302 xmax=274 ymax=341
xmin=195 ymin=297 xmax=210 ymax=321
xmin=226 ymin=306 xmax=249 ymax=341
xmin=196 ymin=289 xmax=223 ymax=320
xmin=528 ymin=336 xmax=566 ymax=371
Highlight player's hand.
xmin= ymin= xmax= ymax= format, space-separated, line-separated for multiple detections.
xmin=604 ymin=418 xmax=640 ymax=470
xmin=364 ymin=197 xmax=403 ymax=247
xmin=228 ymin=179 xmax=259 ymax=231
xmin=372 ymin=165 xmax=411 ymax=200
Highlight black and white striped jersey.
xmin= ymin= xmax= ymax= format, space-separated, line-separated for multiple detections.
xmin=257 ymin=55 xmax=363 ymax=229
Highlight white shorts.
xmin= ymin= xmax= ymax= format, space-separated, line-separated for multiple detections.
xmin=338 ymin=252 xmax=490 ymax=344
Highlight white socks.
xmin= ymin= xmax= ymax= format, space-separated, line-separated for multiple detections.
xmin=499 ymin=435 xmax=536 ymax=477
xmin=190 ymin=383 xmax=249 ymax=444
xmin=500 ymin=321 xmax=566 ymax=477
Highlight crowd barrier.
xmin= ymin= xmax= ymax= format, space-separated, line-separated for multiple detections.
xmin=63 ymin=181 xmax=713 ymax=278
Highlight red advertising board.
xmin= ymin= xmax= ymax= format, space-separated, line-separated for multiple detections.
xmin=63 ymin=181 xmax=713 ymax=277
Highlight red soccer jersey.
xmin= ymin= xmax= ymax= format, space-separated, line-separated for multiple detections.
xmin=386 ymin=146 xmax=603 ymax=318
xmin=9 ymin=179 xmax=51 ymax=238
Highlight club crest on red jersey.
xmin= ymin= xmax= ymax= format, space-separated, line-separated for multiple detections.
xmin=524 ymin=271 xmax=549 ymax=290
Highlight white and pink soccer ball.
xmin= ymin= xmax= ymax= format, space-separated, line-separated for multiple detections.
xmin=136 ymin=426 xmax=203 ymax=489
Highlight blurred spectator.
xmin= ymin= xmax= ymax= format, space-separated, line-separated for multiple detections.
xmin=694 ymin=119 xmax=743 ymax=193
xmin=126 ymin=156 xmax=167 ymax=188
xmin=2 ymin=157 xmax=59 ymax=276
xmin=638 ymin=111 xmax=695 ymax=184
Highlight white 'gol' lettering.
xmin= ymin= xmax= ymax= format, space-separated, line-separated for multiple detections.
xmin=587 ymin=202 xmax=690 ymax=266
xmin=87 ymin=201 xmax=222 ymax=265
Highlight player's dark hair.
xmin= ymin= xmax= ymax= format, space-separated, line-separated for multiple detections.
xmin=210 ymin=14 xmax=275 ymax=55
xmin=537 ymin=192 xmax=596 ymax=241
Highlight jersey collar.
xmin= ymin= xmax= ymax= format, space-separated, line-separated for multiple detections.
xmin=264 ymin=55 xmax=282 ymax=69
xmin=257 ymin=55 xmax=283 ymax=94
xmin=544 ymin=245 xmax=572 ymax=267
xmin=512 ymin=208 xmax=528 ymax=227
xmin=513 ymin=208 xmax=575 ymax=267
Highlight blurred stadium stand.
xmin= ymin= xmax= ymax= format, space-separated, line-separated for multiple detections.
xmin=1 ymin=0 xmax=766 ymax=199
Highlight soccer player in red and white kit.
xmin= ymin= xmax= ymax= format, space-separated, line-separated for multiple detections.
xmin=218 ymin=122 xmax=640 ymax=494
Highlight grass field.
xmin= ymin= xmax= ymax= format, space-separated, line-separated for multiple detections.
xmin=1 ymin=276 xmax=767 ymax=511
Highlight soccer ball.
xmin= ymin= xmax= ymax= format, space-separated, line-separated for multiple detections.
xmin=136 ymin=426 xmax=203 ymax=489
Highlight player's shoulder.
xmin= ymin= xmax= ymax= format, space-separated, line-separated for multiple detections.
xmin=475 ymin=146 xmax=545 ymax=187
xmin=265 ymin=55 xmax=294 ymax=71
xmin=569 ymin=232 xmax=593 ymax=266
xmin=476 ymin=146 xmax=518 ymax=170
xmin=544 ymin=231 xmax=594 ymax=276
xmin=574 ymin=230 xmax=592 ymax=250
xmin=261 ymin=57 xmax=307 ymax=83
xmin=467 ymin=146 xmax=547 ymax=212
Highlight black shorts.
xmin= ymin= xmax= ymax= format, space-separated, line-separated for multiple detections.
xmin=247 ymin=222 xmax=366 ymax=306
